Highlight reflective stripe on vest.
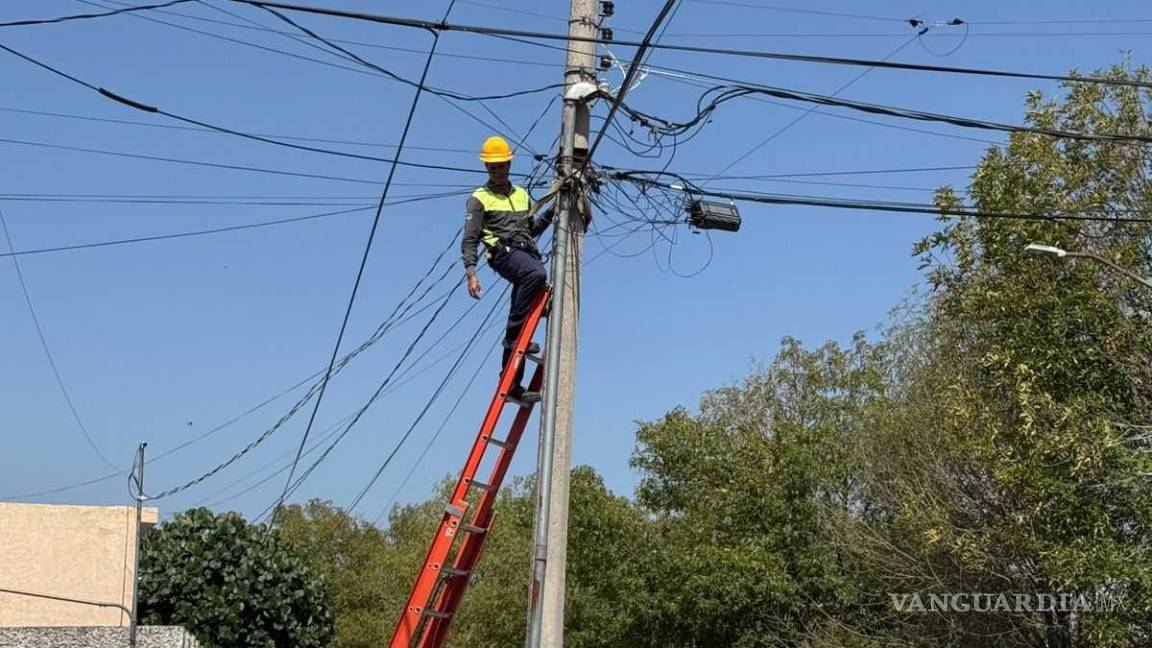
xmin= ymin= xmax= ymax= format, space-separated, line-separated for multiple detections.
xmin=481 ymin=228 xmax=500 ymax=248
xmin=472 ymin=186 xmax=530 ymax=213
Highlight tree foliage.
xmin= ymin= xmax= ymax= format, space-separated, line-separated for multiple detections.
xmin=139 ymin=508 xmax=335 ymax=648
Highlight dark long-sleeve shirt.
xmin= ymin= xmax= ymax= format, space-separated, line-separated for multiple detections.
xmin=462 ymin=181 xmax=553 ymax=273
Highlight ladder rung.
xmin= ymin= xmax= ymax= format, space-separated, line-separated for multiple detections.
xmin=460 ymin=523 xmax=487 ymax=535
xmin=441 ymin=566 xmax=471 ymax=578
xmin=423 ymin=609 xmax=453 ymax=620
xmin=484 ymin=435 xmax=512 ymax=449
xmin=524 ymin=351 xmax=544 ymax=365
xmin=469 ymin=480 xmax=497 ymax=492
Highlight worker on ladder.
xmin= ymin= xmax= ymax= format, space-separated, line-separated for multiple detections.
xmin=462 ymin=136 xmax=553 ymax=405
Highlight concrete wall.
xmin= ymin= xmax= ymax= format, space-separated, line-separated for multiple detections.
xmin=0 ymin=503 xmax=158 ymax=627
xmin=0 ymin=626 xmax=200 ymax=648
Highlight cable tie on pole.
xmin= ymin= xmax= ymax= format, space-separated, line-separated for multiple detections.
xmin=98 ymin=88 xmax=157 ymax=113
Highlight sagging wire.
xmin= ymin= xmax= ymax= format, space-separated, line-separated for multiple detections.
xmin=575 ymin=161 xmax=720 ymax=276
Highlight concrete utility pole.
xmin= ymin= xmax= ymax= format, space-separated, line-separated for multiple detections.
xmin=527 ymin=1 xmax=597 ymax=647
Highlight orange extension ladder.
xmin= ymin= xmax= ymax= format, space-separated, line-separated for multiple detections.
xmin=387 ymin=287 xmax=551 ymax=648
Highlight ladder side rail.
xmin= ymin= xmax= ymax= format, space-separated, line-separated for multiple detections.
xmin=421 ymin=362 xmax=546 ymax=648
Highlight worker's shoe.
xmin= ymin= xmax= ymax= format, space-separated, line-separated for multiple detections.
xmin=504 ymin=339 xmax=541 ymax=355
xmin=507 ymin=385 xmax=542 ymax=406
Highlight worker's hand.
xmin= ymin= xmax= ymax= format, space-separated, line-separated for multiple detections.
xmin=467 ymin=273 xmax=482 ymax=299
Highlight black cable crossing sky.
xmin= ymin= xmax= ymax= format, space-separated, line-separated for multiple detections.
xmin=613 ymin=172 xmax=1152 ymax=224
xmin=0 ymin=0 xmax=196 ymax=27
xmin=229 ymin=0 xmax=1152 ymax=90
xmin=0 ymin=211 xmax=122 ymax=472
xmin=265 ymin=0 xmax=461 ymax=526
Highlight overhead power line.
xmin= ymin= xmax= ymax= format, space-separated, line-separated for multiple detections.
xmin=700 ymin=32 xmax=922 ymax=186
xmin=344 ymin=282 xmax=509 ymax=514
xmin=230 ymin=0 xmax=1152 ymax=90
xmin=486 ymin=35 xmax=1004 ymax=147
xmin=74 ymin=0 xmax=552 ymax=161
xmin=1 ymin=211 xmax=121 ymax=472
xmin=151 ymin=0 xmax=564 ymax=67
xmin=0 ymin=104 xmax=474 ymax=154
xmin=10 ymin=238 xmax=464 ymax=503
xmin=0 ymin=42 xmax=551 ymax=175
xmin=617 ymin=81 xmax=1152 ymax=146
xmin=0 ymin=0 xmax=196 ymax=27
xmin=265 ymin=0 xmax=459 ymax=526
xmin=257 ymin=283 xmax=464 ymax=521
xmin=677 ymin=164 xmax=978 ymax=179
xmin=198 ymin=302 xmax=507 ymax=510
xmin=0 ymin=135 xmax=502 ymax=183
xmin=613 ymin=172 xmax=1152 ymax=224
xmin=149 ymin=229 xmax=463 ymax=501
xmin=682 ymin=0 xmax=907 ymax=23
xmin=585 ymin=0 xmax=680 ymax=165
xmin=0 ymin=192 xmax=465 ymax=259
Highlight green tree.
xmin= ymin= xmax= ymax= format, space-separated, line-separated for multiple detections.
xmin=629 ymin=336 xmax=885 ymax=647
xmin=139 ymin=508 xmax=335 ymax=648
xmin=277 ymin=497 xmax=441 ymax=648
xmin=830 ymin=64 xmax=1152 ymax=648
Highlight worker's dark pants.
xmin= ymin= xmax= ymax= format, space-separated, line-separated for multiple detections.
xmin=489 ymin=246 xmax=546 ymax=388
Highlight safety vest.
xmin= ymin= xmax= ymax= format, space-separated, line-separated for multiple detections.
xmin=471 ymin=185 xmax=532 ymax=249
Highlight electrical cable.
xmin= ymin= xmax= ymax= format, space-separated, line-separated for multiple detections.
xmin=73 ymin=0 xmax=553 ymax=167
xmin=0 ymin=104 xmax=475 ymax=154
xmin=344 ymin=282 xmax=509 ymax=514
xmin=583 ymin=0 xmax=679 ymax=166
xmin=0 ymin=194 xmax=462 ymax=260
xmin=196 ymin=305 xmax=505 ymax=508
xmin=675 ymin=164 xmax=977 ymax=180
xmin=0 ymin=0 xmax=196 ymax=27
xmin=229 ymin=1 xmax=1152 ymax=90
xmin=148 ymin=228 xmax=463 ymax=501
xmin=252 ymin=4 xmax=551 ymax=159
xmin=700 ymin=32 xmax=922 ymax=185
xmin=255 ymin=283 xmax=462 ymax=523
xmin=613 ymin=171 xmax=1152 ymax=223
xmin=612 ymin=77 xmax=1151 ymax=146
xmin=682 ymin=0 xmax=907 ymax=23
xmin=0 ymin=41 xmax=554 ymax=174
xmin=370 ymin=327 xmax=502 ymax=525
xmin=74 ymin=0 xmax=560 ymax=103
xmin=83 ymin=0 xmax=562 ymax=78
xmin=18 ymin=256 xmax=462 ymax=503
xmin=491 ymin=35 xmax=1005 ymax=146
xmin=0 ymin=135 xmax=501 ymax=183
xmin=0 ymin=210 xmax=122 ymax=472
xmin=264 ymin=1 xmax=457 ymax=527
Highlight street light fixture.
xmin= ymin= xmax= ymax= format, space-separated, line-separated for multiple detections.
xmin=1023 ymin=242 xmax=1152 ymax=291
xmin=1024 ymin=243 xmax=1068 ymax=257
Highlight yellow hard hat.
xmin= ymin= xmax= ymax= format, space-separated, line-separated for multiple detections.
xmin=479 ymin=136 xmax=513 ymax=163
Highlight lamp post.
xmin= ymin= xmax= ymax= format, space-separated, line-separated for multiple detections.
xmin=1024 ymin=243 xmax=1152 ymax=292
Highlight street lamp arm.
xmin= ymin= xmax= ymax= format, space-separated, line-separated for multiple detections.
xmin=1068 ymin=252 xmax=1152 ymax=291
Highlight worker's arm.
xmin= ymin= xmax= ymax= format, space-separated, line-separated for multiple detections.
xmin=462 ymin=196 xmax=484 ymax=298
xmin=529 ymin=202 xmax=555 ymax=237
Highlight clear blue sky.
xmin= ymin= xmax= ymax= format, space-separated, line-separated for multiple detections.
xmin=1 ymin=0 xmax=1146 ymax=522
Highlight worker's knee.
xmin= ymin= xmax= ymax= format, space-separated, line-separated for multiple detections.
xmin=526 ymin=263 xmax=546 ymax=286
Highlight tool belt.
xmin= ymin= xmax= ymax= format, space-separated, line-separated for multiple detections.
xmin=485 ymin=236 xmax=538 ymax=260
